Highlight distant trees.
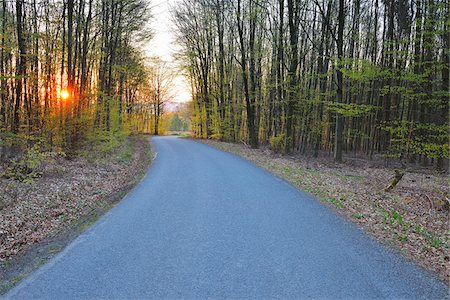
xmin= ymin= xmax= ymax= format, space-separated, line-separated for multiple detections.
xmin=148 ymin=59 xmax=175 ymax=135
xmin=173 ymin=0 xmax=449 ymax=169
xmin=0 ymin=0 xmax=154 ymax=158
xmin=168 ymin=103 xmax=191 ymax=132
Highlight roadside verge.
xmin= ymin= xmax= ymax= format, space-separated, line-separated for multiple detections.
xmin=0 ymin=135 xmax=153 ymax=294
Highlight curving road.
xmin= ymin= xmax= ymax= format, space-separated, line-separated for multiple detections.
xmin=5 ymin=137 xmax=448 ymax=299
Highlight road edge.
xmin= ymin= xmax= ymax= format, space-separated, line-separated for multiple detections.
xmin=195 ymin=138 xmax=450 ymax=288
xmin=0 ymin=135 xmax=154 ymax=295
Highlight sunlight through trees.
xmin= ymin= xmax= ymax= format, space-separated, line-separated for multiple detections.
xmin=0 ymin=0 xmax=163 ymax=161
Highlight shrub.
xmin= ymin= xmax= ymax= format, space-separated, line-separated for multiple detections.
xmin=210 ymin=133 xmax=223 ymax=140
xmin=269 ymin=134 xmax=285 ymax=153
xmin=2 ymin=142 xmax=60 ymax=182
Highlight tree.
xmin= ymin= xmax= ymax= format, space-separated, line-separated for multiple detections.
xmin=0 ymin=0 xmax=154 ymax=160
xmin=148 ymin=59 xmax=174 ymax=135
xmin=173 ymin=0 xmax=449 ymax=169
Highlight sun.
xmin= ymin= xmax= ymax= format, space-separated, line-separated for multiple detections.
xmin=60 ymin=89 xmax=70 ymax=100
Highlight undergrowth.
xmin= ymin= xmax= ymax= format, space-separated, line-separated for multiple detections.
xmin=0 ymin=134 xmax=62 ymax=182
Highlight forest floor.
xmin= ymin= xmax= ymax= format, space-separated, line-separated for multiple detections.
xmin=0 ymin=135 xmax=152 ymax=293
xmin=201 ymin=139 xmax=449 ymax=285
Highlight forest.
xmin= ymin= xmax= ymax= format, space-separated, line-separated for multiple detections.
xmin=0 ymin=0 xmax=449 ymax=293
xmin=0 ymin=0 xmax=174 ymax=179
xmin=173 ymin=0 xmax=449 ymax=169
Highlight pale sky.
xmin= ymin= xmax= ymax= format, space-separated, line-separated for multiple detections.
xmin=145 ymin=0 xmax=191 ymax=104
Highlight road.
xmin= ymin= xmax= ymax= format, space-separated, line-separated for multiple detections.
xmin=5 ymin=137 xmax=448 ymax=299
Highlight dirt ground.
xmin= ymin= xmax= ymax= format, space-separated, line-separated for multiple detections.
xmin=0 ymin=135 xmax=152 ymax=289
xmin=201 ymin=139 xmax=449 ymax=285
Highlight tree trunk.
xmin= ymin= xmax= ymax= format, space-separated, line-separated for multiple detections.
xmin=334 ymin=0 xmax=345 ymax=162
xmin=13 ymin=0 xmax=27 ymax=134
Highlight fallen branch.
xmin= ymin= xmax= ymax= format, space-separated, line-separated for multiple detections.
xmin=240 ymin=140 xmax=249 ymax=148
xmin=423 ymin=193 xmax=434 ymax=213
xmin=384 ymin=169 xmax=405 ymax=192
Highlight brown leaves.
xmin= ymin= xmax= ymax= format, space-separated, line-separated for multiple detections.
xmin=0 ymin=137 xmax=150 ymax=263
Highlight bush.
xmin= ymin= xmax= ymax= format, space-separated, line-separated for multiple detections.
xmin=2 ymin=141 xmax=60 ymax=182
xmin=269 ymin=134 xmax=285 ymax=153
xmin=80 ymin=126 xmax=130 ymax=160
xmin=210 ymin=133 xmax=223 ymax=141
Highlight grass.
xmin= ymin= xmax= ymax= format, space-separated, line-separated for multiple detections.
xmin=352 ymin=213 xmax=364 ymax=219
xmin=73 ymin=201 xmax=114 ymax=233
xmin=323 ymin=197 xmax=345 ymax=209
xmin=0 ymin=260 xmax=12 ymax=269
xmin=114 ymin=142 xmax=134 ymax=163
xmin=47 ymin=246 xmax=62 ymax=255
xmin=0 ymin=273 xmax=29 ymax=295
xmin=36 ymin=258 xmax=48 ymax=267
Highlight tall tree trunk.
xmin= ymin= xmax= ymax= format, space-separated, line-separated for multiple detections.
xmin=236 ymin=0 xmax=258 ymax=148
xmin=13 ymin=0 xmax=27 ymax=134
xmin=0 ymin=0 xmax=6 ymax=127
xmin=285 ymin=0 xmax=299 ymax=153
xmin=334 ymin=0 xmax=345 ymax=162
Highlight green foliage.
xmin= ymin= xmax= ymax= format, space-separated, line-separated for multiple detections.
xmin=346 ymin=128 xmax=371 ymax=141
xmin=327 ymin=102 xmax=376 ymax=117
xmin=77 ymin=100 xmax=133 ymax=160
xmin=325 ymin=197 xmax=345 ymax=209
xmin=339 ymin=58 xmax=389 ymax=83
xmin=1 ymin=140 xmax=60 ymax=182
xmin=114 ymin=142 xmax=134 ymax=163
xmin=392 ymin=210 xmax=403 ymax=225
xmin=383 ymin=210 xmax=404 ymax=226
xmin=210 ymin=133 xmax=223 ymax=140
xmin=269 ymin=134 xmax=285 ymax=153
xmin=397 ymin=233 xmax=408 ymax=243
xmin=414 ymin=224 xmax=448 ymax=249
xmin=352 ymin=213 xmax=364 ymax=219
xmin=82 ymin=128 xmax=129 ymax=160
xmin=382 ymin=210 xmax=449 ymax=249
xmin=169 ymin=114 xmax=189 ymax=132
xmin=384 ymin=121 xmax=449 ymax=159
xmin=380 ymin=85 xmax=414 ymax=96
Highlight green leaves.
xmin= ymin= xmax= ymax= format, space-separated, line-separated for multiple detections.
xmin=383 ymin=121 xmax=450 ymax=159
xmin=1 ymin=141 xmax=61 ymax=182
xmin=338 ymin=58 xmax=388 ymax=83
xmin=0 ymin=75 xmax=30 ymax=80
xmin=326 ymin=102 xmax=375 ymax=117
xmin=269 ymin=134 xmax=285 ymax=153
xmin=380 ymin=85 xmax=414 ymax=97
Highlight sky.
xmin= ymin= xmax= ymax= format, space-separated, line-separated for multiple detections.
xmin=144 ymin=0 xmax=191 ymax=105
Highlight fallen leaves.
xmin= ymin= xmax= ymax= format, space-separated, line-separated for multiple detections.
xmin=0 ymin=136 xmax=151 ymax=264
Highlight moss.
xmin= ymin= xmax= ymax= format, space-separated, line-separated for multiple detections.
xmin=47 ymin=246 xmax=62 ymax=255
xmin=11 ymin=273 xmax=29 ymax=286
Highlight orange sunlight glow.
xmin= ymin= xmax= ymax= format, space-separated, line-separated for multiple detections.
xmin=60 ymin=89 xmax=70 ymax=100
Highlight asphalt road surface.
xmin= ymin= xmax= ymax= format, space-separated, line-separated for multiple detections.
xmin=5 ymin=137 xmax=448 ymax=299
